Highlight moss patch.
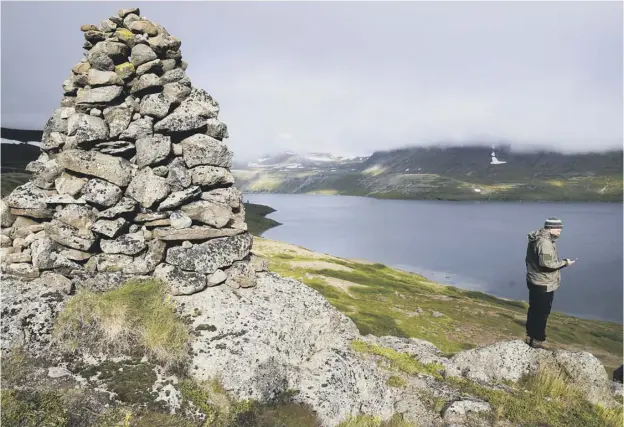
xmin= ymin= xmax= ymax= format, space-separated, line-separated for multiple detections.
xmin=352 ymin=340 xmax=444 ymax=379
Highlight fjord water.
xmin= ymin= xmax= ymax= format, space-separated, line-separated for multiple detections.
xmin=245 ymin=194 xmax=623 ymax=323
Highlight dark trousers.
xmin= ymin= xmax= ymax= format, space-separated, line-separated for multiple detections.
xmin=526 ymin=284 xmax=554 ymax=341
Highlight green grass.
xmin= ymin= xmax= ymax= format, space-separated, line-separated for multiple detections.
xmin=244 ymin=202 xmax=282 ymax=236
xmin=53 ymin=279 xmax=190 ymax=367
xmin=253 ymin=238 xmax=623 ymax=373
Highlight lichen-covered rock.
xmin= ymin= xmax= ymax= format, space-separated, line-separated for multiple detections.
xmin=103 ymin=105 xmax=133 ymax=138
xmin=5 ymin=263 xmax=40 ymax=279
xmin=166 ymin=232 xmax=252 ymax=273
xmin=135 ymin=134 xmax=171 ymax=168
xmin=136 ymin=59 xmax=163 ymax=76
xmin=126 ymin=167 xmax=170 ymax=208
xmin=83 ymin=178 xmax=123 ymax=207
xmin=76 ymin=85 xmax=124 ymax=107
xmin=54 ymin=204 xmax=96 ymax=230
xmin=100 ymin=232 xmax=146 ymax=255
xmin=130 ymin=43 xmax=158 ymax=67
xmin=44 ymin=219 xmax=97 ymax=251
xmin=56 ymin=149 xmax=135 ymax=187
xmin=122 ymin=239 xmax=165 ymax=274
xmin=157 ymin=186 xmax=200 ymax=211
xmin=67 ymin=113 xmax=109 ymax=145
xmin=91 ymin=218 xmax=128 ymax=239
xmin=129 ymin=20 xmax=159 ymax=36
xmin=4 ymin=252 xmax=32 ymax=264
xmin=5 ymin=182 xmax=53 ymax=209
xmin=54 ymin=172 xmax=87 ymax=196
xmin=180 ymin=134 xmax=232 ymax=168
xmin=177 ymin=273 xmax=396 ymax=426
xmin=153 ymin=226 xmax=242 ymax=241
xmin=30 ymin=237 xmax=58 ymax=270
xmin=119 ymin=116 xmax=153 ymax=140
xmin=0 ymin=199 xmax=15 ymax=227
xmin=224 ymin=261 xmax=257 ymax=289
xmin=169 ymin=210 xmax=192 ymax=229
xmin=154 ymin=263 xmax=207 ymax=295
xmin=200 ymin=187 xmax=242 ymax=209
xmin=139 ymin=93 xmax=172 ymax=119
xmin=87 ymin=69 xmax=123 ymax=86
xmin=180 ymin=200 xmax=232 ymax=228
xmin=553 ymin=350 xmax=612 ymax=405
xmin=154 ymin=88 xmax=218 ymax=133
xmin=130 ymin=73 xmax=162 ymax=95
xmin=32 ymin=159 xmax=64 ymax=189
xmin=166 ymin=157 xmax=192 ymax=191
xmin=93 ymin=254 xmax=135 ymax=272
xmin=97 ymin=197 xmax=137 ymax=219
xmin=205 ymin=118 xmax=229 ymax=141
xmin=190 ymin=166 xmax=235 ymax=188
xmin=443 ymin=400 xmax=491 ymax=424
xmin=162 ymin=82 xmax=191 ymax=105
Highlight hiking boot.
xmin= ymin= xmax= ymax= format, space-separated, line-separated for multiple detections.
xmin=530 ymin=339 xmax=552 ymax=350
xmin=524 ymin=335 xmax=533 ymax=346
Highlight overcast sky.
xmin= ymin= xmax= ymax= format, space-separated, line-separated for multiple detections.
xmin=1 ymin=1 xmax=622 ymax=160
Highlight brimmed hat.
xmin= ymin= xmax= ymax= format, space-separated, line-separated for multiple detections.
xmin=544 ymin=218 xmax=563 ymax=229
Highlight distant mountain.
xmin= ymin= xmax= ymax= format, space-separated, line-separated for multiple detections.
xmin=1 ymin=127 xmax=42 ymax=143
xmin=236 ymin=151 xmax=369 ymax=171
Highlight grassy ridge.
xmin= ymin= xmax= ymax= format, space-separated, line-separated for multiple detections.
xmin=252 ymin=238 xmax=623 ymax=373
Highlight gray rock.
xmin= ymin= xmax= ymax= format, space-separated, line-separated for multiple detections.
xmin=175 ymin=273 xmax=395 ymax=426
xmin=90 ymin=108 xmax=102 ymax=117
xmin=86 ymin=51 xmax=115 ymax=71
xmin=100 ymin=18 xmax=117 ymax=32
xmin=115 ymin=61 xmax=136 ymax=79
xmin=103 ymin=105 xmax=133 ymax=138
xmin=129 ymin=20 xmax=158 ymax=36
xmin=431 ymin=311 xmax=444 ymax=318
xmin=250 ymin=254 xmax=269 ymax=272
xmin=76 ymin=85 xmax=124 ymax=107
xmin=33 ymin=245 xmax=66 ymax=272
xmin=162 ymin=82 xmax=191 ymax=105
xmin=46 ymin=194 xmax=87 ymax=205
xmin=130 ymin=43 xmax=158 ymax=67
xmin=91 ymin=218 xmax=128 ymax=238
xmin=153 ymin=166 xmax=169 ymax=176
xmin=132 ymin=113 xmax=141 ymax=121
xmin=153 ymin=226 xmax=243 ymax=241
xmin=126 ymin=167 xmax=170 ymax=208
xmin=97 ymin=197 xmax=137 ymax=218
xmin=119 ymin=116 xmax=153 ymax=140
xmin=130 ymin=73 xmax=162 ymax=95
xmin=59 ymin=248 xmax=92 ymax=261
xmin=144 ymin=218 xmax=171 ymax=227
xmin=180 ymin=134 xmax=233 ymax=168
xmin=48 ymin=367 xmax=72 ymax=379
xmin=32 ymin=160 xmax=64 ymax=189
xmin=612 ymin=381 xmax=623 ymax=398
xmin=201 ymin=187 xmax=242 ymax=209
xmin=100 ymin=232 xmax=146 ymax=255
xmin=95 ymin=140 xmax=135 ymax=155
xmin=87 ymin=69 xmax=123 ymax=86
xmin=54 ymin=204 xmax=96 ymax=230
xmin=42 ymin=108 xmax=70 ymax=139
xmin=5 ymin=263 xmax=40 ymax=279
xmin=225 ymin=261 xmax=257 ymax=289
xmin=1 ymin=199 xmax=16 ymax=227
xmin=207 ymin=269 xmax=227 ymax=286
xmin=157 ymin=186 xmax=200 ymax=211
xmin=37 ymin=271 xmax=73 ymax=295
xmin=443 ymin=400 xmax=491 ymax=424
xmin=161 ymin=68 xmax=185 ymax=84
xmin=83 ymin=178 xmax=123 ymax=207
xmin=9 ymin=208 xmax=55 ymax=220
xmin=154 ymin=88 xmax=219 ymax=133
xmin=165 ymin=232 xmax=252 ymax=273
xmin=25 ymin=153 xmax=50 ymax=173
xmin=136 ymin=59 xmax=163 ymax=76
xmin=44 ymin=219 xmax=97 ymax=251
xmin=1 ymin=235 xmax=11 ymax=248
xmin=4 ymin=252 xmax=32 ymax=264
xmin=42 ymin=132 xmax=67 ymax=151
xmin=5 ymin=182 xmax=52 ymax=209
xmin=134 ymin=211 xmax=169 ymax=222
xmin=8 ymin=217 xmax=40 ymax=237
xmin=205 ymin=118 xmax=229 ymax=141
xmin=94 ymin=254 xmax=135 ymax=272
xmin=67 ymin=113 xmax=109 ymax=144
xmin=139 ymin=93 xmax=172 ymax=119
xmin=135 ymin=134 xmax=171 ymax=168
xmin=118 ymin=7 xmax=140 ymax=18
xmin=172 ymin=143 xmax=183 ymax=156
xmin=166 ymin=157 xmax=192 ymax=191
xmin=54 ymin=172 xmax=87 ymax=197
xmin=1 ymin=276 xmax=69 ymax=356
xmin=191 ymin=166 xmax=235 ymax=187
xmin=161 ymin=59 xmax=177 ymax=72
xmin=122 ymin=239 xmax=166 ymax=274
xmin=154 ymin=263 xmax=207 ymax=296
xmin=554 ymin=350 xmax=611 ymax=405
xmin=57 ymin=149 xmax=135 ymax=187
xmin=181 ymin=200 xmax=232 ymax=228
xmin=170 ymin=211 xmax=192 ymax=229
xmin=62 ymin=75 xmax=79 ymax=95
xmin=87 ymin=41 xmax=129 ymax=64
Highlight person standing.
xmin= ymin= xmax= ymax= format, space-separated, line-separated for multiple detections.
xmin=524 ymin=218 xmax=575 ymax=349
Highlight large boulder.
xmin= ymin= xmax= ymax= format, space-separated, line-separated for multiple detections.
xmin=176 ymin=273 xmax=396 ymax=426
xmin=165 ymin=232 xmax=252 ymax=273
xmin=179 ymin=134 xmax=232 ymax=168
xmin=135 ymin=134 xmax=171 ymax=168
xmin=5 ymin=182 xmax=52 ymax=209
xmin=56 ymin=149 xmax=135 ymax=187
xmin=553 ymin=350 xmax=612 ymax=405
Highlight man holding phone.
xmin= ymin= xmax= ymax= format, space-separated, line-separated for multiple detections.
xmin=524 ymin=218 xmax=575 ymax=350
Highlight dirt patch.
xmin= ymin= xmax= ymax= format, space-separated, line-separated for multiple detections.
xmin=290 ymin=261 xmax=353 ymax=272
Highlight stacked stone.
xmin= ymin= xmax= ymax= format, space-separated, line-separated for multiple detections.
xmin=0 ymin=7 xmax=266 ymax=294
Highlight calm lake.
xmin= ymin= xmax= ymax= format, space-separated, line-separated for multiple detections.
xmin=244 ymin=194 xmax=623 ymax=323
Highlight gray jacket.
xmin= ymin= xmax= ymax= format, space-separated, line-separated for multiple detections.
xmin=525 ymin=228 xmax=567 ymax=292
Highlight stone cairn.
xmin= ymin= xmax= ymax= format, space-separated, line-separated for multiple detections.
xmin=0 ymin=7 xmax=266 ymax=294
